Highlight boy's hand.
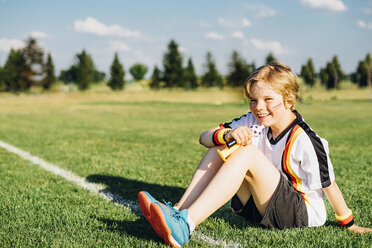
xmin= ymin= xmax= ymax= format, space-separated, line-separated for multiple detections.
xmin=225 ymin=127 xmax=252 ymax=146
xmin=348 ymin=224 xmax=372 ymax=234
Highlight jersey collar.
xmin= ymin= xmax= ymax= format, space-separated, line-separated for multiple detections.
xmin=268 ymin=110 xmax=303 ymax=145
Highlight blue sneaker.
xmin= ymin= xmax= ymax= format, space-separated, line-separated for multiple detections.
xmin=138 ymin=191 xmax=163 ymax=238
xmin=138 ymin=191 xmax=178 ymax=238
xmin=150 ymin=201 xmax=190 ymax=247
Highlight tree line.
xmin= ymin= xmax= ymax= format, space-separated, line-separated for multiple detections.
xmin=0 ymin=38 xmax=371 ymax=92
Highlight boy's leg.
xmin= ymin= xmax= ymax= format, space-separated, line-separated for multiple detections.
xmin=188 ymin=144 xmax=280 ymax=225
xmin=176 ymin=146 xmax=224 ymax=210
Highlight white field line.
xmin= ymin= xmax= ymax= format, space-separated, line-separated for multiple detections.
xmin=0 ymin=140 xmax=242 ymax=248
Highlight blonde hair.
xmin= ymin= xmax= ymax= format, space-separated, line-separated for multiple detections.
xmin=244 ymin=61 xmax=299 ymax=110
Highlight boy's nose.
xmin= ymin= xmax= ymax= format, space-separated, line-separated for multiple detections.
xmin=256 ymin=100 xmax=266 ymax=110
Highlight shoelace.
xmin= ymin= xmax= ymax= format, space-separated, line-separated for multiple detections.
xmin=162 ymin=200 xmax=184 ymax=220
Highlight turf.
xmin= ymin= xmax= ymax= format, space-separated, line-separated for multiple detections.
xmin=0 ymin=90 xmax=371 ymax=247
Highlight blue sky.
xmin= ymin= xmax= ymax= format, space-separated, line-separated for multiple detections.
xmin=0 ymin=0 xmax=371 ymax=78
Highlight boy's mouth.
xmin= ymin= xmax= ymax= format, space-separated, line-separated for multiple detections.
xmin=257 ymin=113 xmax=270 ymax=119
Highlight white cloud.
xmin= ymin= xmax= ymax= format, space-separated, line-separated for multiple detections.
xmin=357 ymin=20 xmax=372 ymax=29
xmin=29 ymin=30 xmax=53 ymax=39
xmin=232 ymin=32 xmax=244 ymax=39
xmin=218 ymin=17 xmax=235 ymax=27
xmin=242 ymin=18 xmax=251 ymax=27
xmin=250 ymin=38 xmax=288 ymax=55
xmin=205 ymin=32 xmax=223 ymax=40
xmin=108 ymin=40 xmax=130 ymax=51
xmin=74 ymin=17 xmax=140 ymax=37
xmin=0 ymin=38 xmax=25 ymax=52
xmin=245 ymin=4 xmax=278 ymax=18
xmin=300 ymin=0 xmax=347 ymax=12
xmin=361 ymin=8 xmax=372 ymax=15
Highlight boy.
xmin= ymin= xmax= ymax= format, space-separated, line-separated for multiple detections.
xmin=139 ymin=61 xmax=371 ymax=247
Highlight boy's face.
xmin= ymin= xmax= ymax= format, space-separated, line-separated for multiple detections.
xmin=249 ymin=81 xmax=292 ymax=130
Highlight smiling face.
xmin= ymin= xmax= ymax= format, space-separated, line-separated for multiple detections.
xmin=249 ymin=81 xmax=295 ymax=136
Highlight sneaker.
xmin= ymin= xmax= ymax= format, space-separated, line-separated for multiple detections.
xmin=138 ymin=191 xmax=163 ymax=238
xmin=150 ymin=201 xmax=190 ymax=247
xmin=138 ymin=191 xmax=178 ymax=238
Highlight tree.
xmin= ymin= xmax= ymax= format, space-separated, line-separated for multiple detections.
xmin=265 ymin=52 xmax=276 ymax=64
xmin=319 ymin=56 xmax=345 ymax=89
xmin=201 ymin=51 xmax=223 ymax=88
xmin=162 ymin=40 xmax=184 ymax=88
xmin=352 ymin=53 xmax=372 ymax=87
xmin=129 ymin=63 xmax=148 ymax=81
xmin=75 ymin=50 xmax=95 ymax=90
xmin=93 ymin=70 xmax=106 ymax=83
xmin=149 ymin=65 xmax=162 ymax=90
xmin=0 ymin=65 xmax=4 ymax=91
xmin=227 ymin=50 xmax=254 ymax=87
xmin=300 ymin=58 xmax=316 ymax=87
xmin=332 ymin=55 xmax=344 ymax=81
xmin=41 ymin=53 xmax=56 ymax=90
xmin=2 ymin=49 xmax=32 ymax=91
xmin=184 ymin=58 xmax=198 ymax=90
xmin=325 ymin=62 xmax=338 ymax=89
xmin=59 ymin=65 xmax=77 ymax=84
xmin=21 ymin=37 xmax=44 ymax=86
xmin=108 ymin=53 xmax=125 ymax=90
xmin=319 ymin=68 xmax=328 ymax=87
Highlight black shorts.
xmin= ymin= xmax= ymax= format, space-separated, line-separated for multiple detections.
xmin=231 ymin=174 xmax=308 ymax=229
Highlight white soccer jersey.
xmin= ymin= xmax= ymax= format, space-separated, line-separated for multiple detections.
xmin=223 ymin=111 xmax=335 ymax=227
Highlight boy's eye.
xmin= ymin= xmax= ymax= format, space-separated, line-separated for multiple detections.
xmin=265 ymin=98 xmax=274 ymax=101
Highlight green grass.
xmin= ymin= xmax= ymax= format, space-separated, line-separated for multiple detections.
xmin=0 ymin=90 xmax=371 ymax=247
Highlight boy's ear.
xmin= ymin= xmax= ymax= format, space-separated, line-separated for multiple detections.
xmin=284 ymin=101 xmax=293 ymax=110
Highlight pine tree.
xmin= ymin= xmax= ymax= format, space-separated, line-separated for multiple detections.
xmin=21 ymin=37 xmax=44 ymax=86
xmin=201 ymin=52 xmax=223 ymax=88
xmin=184 ymin=58 xmax=198 ymax=90
xmin=149 ymin=65 xmax=162 ymax=90
xmin=129 ymin=63 xmax=148 ymax=81
xmin=75 ymin=50 xmax=94 ymax=90
xmin=162 ymin=40 xmax=184 ymax=88
xmin=300 ymin=58 xmax=316 ymax=87
xmin=265 ymin=52 xmax=276 ymax=64
xmin=2 ymin=49 xmax=32 ymax=91
xmin=332 ymin=55 xmax=344 ymax=81
xmin=319 ymin=68 xmax=328 ymax=87
xmin=41 ymin=53 xmax=56 ymax=90
xmin=325 ymin=62 xmax=338 ymax=89
xmin=352 ymin=53 xmax=372 ymax=87
xmin=108 ymin=53 xmax=125 ymax=90
xmin=366 ymin=53 xmax=372 ymax=88
xmin=227 ymin=51 xmax=253 ymax=87
xmin=0 ymin=65 xmax=4 ymax=91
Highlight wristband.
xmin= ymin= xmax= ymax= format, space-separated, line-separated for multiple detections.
xmin=212 ymin=128 xmax=231 ymax=146
xmin=335 ymin=209 xmax=354 ymax=227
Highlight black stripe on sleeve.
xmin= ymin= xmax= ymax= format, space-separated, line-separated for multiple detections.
xmin=222 ymin=113 xmax=249 ymax=128
xmin=298 ymin=122 xmax=331 ymax=188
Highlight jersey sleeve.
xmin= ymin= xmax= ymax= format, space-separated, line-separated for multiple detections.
xmin=222 ymin=112 xmax=258 ymax=129
xmin=292 ymin=132 xmax=335 ymax=190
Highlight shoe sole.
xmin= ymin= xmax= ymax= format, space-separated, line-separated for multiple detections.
xmin=138 ymin=191 xmax=163 ymax=238
xmin=151 ymin=202 xmax=181 ymax=248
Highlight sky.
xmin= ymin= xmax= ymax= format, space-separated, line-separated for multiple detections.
xmin=0 ymin=0 xmax=371 ymax=78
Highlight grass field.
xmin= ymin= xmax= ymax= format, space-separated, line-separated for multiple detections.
xmin=0 ymin=88 xmax=371 ymax=247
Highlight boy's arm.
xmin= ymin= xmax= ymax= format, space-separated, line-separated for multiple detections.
xmin=199 ymin=127 xmax=219 ymax=148
xmin=323 ymin=181 xmax=372 ymax=234
xmin=199 ymin=126 xmax=252 ymax=148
